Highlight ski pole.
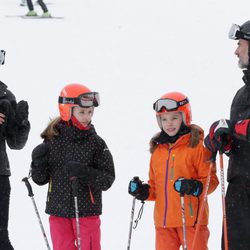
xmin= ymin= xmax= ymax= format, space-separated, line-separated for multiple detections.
xmin=22 ymin=177 xmax=51 ymax=250
xmin=219 ymin=153 xmax=229 ymax=250
xmin=71 ymin=177 xmax=82 ymax=250
xmin=191 ymin=161 xmax=213 ymax=250
xmin=180 ymin=192 xmax=188 ymax=250
xmin=127 ymin=197 xmax=136 ymax=250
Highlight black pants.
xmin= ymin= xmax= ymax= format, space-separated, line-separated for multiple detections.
xmin=26 ymin=0 xmax=48 ymax=12
xmin=0 ymin=176 xmax=14 ymax=250
xmin=222 ymin=182 xmax=250 ymax=250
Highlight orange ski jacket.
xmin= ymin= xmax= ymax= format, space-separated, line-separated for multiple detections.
xmin=147 ymin=127 xmax=219 ymax=228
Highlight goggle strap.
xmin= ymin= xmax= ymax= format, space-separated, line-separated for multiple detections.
xmin=232 ymin=30 xmax=250 ymax=41
xmin=179 ymin=98 xmax=189 ymax=106
xmin=58 ymin=96 xmax=78 ymax=105
xmin=235 ymin=30 xmax=250 ymax=40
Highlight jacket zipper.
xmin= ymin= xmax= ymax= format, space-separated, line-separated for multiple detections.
xmin=170 ymin=154 xmax=175 ymax=182
xmin=47 ymin=177 xmax=52 ymax=202
xmin=88 ymin=185 xmax=95 ymax=204
xmin=163 ymin=148 xmax=171 ymax=228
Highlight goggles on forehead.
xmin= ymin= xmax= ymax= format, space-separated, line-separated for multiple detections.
xmin=153 ymin=97 xmax=189 ymax=112
xmin=58 ymin=92 xmax=100 ymax=107
xmin=228 ymin=24 xmax=250 ymax=40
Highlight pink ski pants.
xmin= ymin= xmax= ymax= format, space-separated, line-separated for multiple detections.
xmin=49 ymin=215 xmax=101 ymax=250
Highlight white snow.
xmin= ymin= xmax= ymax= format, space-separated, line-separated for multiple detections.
xmin=1 ymin=0 xmax=249 ymax=249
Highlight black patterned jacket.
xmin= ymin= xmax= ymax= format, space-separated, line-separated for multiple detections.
xmin=31 ymin=123 xmax=115 ymax=217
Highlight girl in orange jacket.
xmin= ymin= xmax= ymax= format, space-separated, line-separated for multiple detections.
xmin=129 ymin=91 xmax=219 ymax=250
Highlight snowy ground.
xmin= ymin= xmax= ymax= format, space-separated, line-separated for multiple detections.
xmin=1 ymin=0 xmax=250 ymax=249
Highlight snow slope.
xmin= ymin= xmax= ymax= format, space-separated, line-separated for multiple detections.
xmin=1 ymin=0 xmax=250 ymax=249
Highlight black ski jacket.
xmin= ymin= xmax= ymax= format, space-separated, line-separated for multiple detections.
xmin=0 ymin=81 xmax=30 ymax=176
xmin=31 ymin=123 xmax=115 ymax=218
xmin=228 ymin=70 xmax=250 ymax=182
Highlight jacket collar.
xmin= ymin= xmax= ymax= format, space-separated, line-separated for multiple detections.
xmin=0 ymin=81 xmax=8 ymax=98
xmin=242 ymin=69 xmax=250 ymax=86
xmin=155 ymin=123 xmax=190 ymax=145
xmin=156 ymin=124 xmax=204 ymax=149
xmin=56 ymin=122 xmax=96 ymax=140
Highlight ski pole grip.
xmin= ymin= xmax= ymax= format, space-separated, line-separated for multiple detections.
xmin=22 ymin=177 xmax=34 ymax=197
xmin=180 ymin=191 xmax=185 ymax=197
xmin=70 ymin=177 xmax=78 ymax=197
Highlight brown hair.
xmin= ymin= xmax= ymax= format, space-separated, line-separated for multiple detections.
xmin=149 ymin=124 xmax=201 ymax=154
xmin=40 ymin=117 xmax=62 ymax=140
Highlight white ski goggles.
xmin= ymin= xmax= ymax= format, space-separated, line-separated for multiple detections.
xmin=153 ymin=98 xmax=189 ymax=112
xmin=58 ymin=92 xmax=100 ymax=107
xmin=228 ymin=24 xmax=250 ymax=40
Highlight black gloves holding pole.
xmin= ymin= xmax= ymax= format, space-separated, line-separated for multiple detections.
xmin=204 ymin=118 xmax=250 ymax=161
xmin=128 ymin=176 xmax=150 ymax=201
xmin=64 ymin=161 xmax=97 ymax=185
xmin=174 ymin=178 xmax=203 ymax=197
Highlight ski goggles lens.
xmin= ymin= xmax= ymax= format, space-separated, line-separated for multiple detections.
xmin=78 ymin=92 xmax=100 ymax=107
xmin=228 ymin=24 xmax=241 ymax=40
xmin=228 ymin=24 xmax=250 ymax=40
xmin=0 ymin=50 xmax=6 ymax=65
xmin=153 ymin=98 xmax=189 ymax=112
xmin=228 ymin=24 xmax=240 ymax=40
xmin=58 ymin=92 xmax=100 ymax=107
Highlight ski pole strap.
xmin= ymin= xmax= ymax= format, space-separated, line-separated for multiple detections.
xmin=22 ymin=177 xmax=34 ymax=197
xmin=133 ymin=201 xmax=145 ymax=229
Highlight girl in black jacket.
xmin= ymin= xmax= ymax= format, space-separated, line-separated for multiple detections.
xmin=30 ymin=83 xmax=115 ymax=250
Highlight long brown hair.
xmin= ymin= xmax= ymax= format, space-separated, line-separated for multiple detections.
xmin=149 ymin=124 xmax=201 ymax=154
xmin=40 ymin=117 xmax=62 ymax=140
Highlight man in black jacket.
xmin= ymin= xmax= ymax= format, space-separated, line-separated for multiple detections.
xmin=204 ymin=21 xmax=250 ymax=250
xmin=0 ymin=50 xmax=30 ymax=249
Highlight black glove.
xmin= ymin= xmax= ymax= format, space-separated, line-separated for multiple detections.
xmin=0 ymin=99 xmax=13 ymax=116
xmin=205 ymin=119 xmax=233 ymax=158
xmin=64 ymin=161 xmax=96 ymax=184
xmin=174 ymin=178 xmax=203 ymax=197
xmin=15 ymin=100 xmax=29 ymax=124
xmin=128 ymin=176 xmax=150 ymax=201
xmin=31 ymin=143 xmax=49 ymax=169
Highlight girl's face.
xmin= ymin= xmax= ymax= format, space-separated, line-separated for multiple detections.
xmin=72 ymin=106 xmax=94 ymax=126
xmin=160 ymin=111 xmax=183 ymax=136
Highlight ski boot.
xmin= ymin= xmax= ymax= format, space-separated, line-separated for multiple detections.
xmin=41 ymin=12 xmax=51 ymax=18
xmin=26 ymin=10 xmax=37 ymax=16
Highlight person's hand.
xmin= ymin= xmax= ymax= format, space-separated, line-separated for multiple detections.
xmin=205 ymin=119 xmax=233 ymax=158
xmin=0 ymin=99 xmax=15 ymax=131
xmin=31 ymin=143 xmax=49 ymax=168
xmin=174 ymin=178 xmax=203 ymax=197
xmin=64 ymin=161 xmax=96 ymax=184
xmin=64 ymin=161 xmax=86 ymax=178
xmin=16 ymin=100 xmax=29 ymax=124
xmin=0 ymin=113 xmax=5 ymax=125
xmin=0 ymin=99 xmax=14 ymax=120
xmin=128 ymin=176 xmax=150 ymax=201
